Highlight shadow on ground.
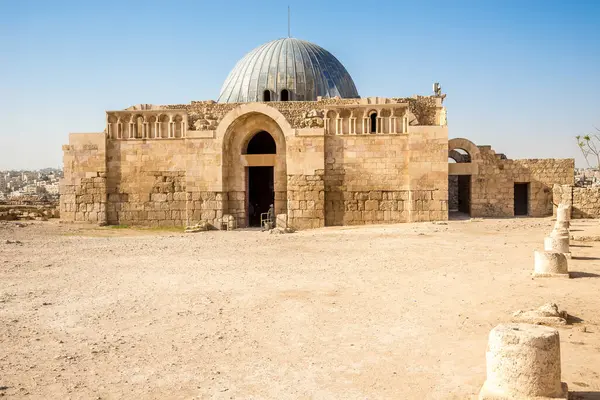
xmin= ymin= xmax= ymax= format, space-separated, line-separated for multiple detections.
xmin=570 ymin=271 xmax=600 ymax=278
xmin=570 ymin=392 xmax=600 ymax=400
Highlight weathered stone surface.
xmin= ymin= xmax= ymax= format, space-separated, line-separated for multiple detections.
xmin=533 ymin=251 xmax=569 ymax=278
xmin=479 ymin=323 xmax=568 ymax=399
xmin=553 ymin=184 xmax=600 ymax=219
xmin=544 ymin=236 xmax=570 ymax=258
xmin=512 ymin=303 xmax=568 ymax=326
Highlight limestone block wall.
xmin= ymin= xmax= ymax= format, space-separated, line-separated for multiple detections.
xmin=286 ymin=134 xmax=326 ymax=229
xmin=468 ymin=145 xmax=574 ymax=217
xmin=324 ymin=126 xmax=448 ymax=225
xmin=552 ymin=184 xmax=600 ymax=219
xmin=60 ymin=133 xmax=107 ymax=223
xmin=105 ymin=139 xmax=191 ymax=227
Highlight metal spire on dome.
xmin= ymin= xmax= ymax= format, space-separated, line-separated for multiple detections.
xmin=288 ymin=6 xmax=291 ymax=38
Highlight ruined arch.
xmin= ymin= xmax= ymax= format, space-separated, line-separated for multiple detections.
xmin=448 ymin=149 xmax=471 ymax=163
xmin=448 ymin=138 xmax=481 ymax=162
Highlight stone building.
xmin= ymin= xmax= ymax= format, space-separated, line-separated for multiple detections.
xmin=60 ymin=37 xmax=574 ymax=229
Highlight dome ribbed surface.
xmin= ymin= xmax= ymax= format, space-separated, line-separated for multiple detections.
xmin=217 ymin=38 xmax=359 ymax=103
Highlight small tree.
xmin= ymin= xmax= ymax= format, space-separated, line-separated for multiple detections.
xmin=576 ymin=127 xmax=600 ymax=169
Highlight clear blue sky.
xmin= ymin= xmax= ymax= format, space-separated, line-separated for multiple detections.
xmin=1 ymin=0 xmax=599 ymax=169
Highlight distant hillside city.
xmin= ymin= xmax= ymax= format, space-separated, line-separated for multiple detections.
xmin=0 ymin=168 xmax=62 ymax=203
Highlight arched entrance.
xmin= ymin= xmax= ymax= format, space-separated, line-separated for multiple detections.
xmin=219 ymin=106 xmax=289 ymax=229
xmin=245 ymin=131 xmax=276 ymax=226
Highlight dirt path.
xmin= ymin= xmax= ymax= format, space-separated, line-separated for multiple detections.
xmin=1 ymin=218 xmax=599 ymax=399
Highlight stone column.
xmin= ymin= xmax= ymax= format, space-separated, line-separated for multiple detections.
xmin=556 ymin=204 xmax=571 ymax=222
xmin=155 ymin=121 xmax=160 ymax=139
xmin=324 ymin=118 xmax=329 ymax=134
xmin=129 ymin=123 xmax=134 ymax=139
xmin=533 ymin=251 xmax=569 ymax=278
xmin=479 ymin=323 xmax=568 ymax=399
xmin=544 ymin=236 xmax=571 ymax=259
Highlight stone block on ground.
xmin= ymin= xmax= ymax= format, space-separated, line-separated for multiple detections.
xmin=512 ymin=303 xmax=568 ymax=326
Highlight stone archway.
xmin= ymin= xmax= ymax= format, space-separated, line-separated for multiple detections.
xmin=219 ymin=110 xmax=288 ymax=228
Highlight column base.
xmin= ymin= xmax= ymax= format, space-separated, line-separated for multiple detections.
xmin=479 ymin=381 xmax=568 ymax=399
xmin=532 ymin=272 xmax=570 ymax=278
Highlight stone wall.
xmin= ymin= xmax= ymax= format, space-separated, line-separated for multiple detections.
xmin=140 ymin=95 xmax=444 ymax=131
xmin=60 ymin=133 xmax=107 ymax=223
xmin=63 ymin=98 xmax=450 ymax=229
xmin=287 ymin=174 xmax=325 ymax=229
xmin=448 ymin=139 xmax=574 ymax=218
xmin=552 ymin=184 xmax=600 ymax=219
xmin=324 ymin=126 xmax=448 ymax=225
xmin=105 ymin=139 xmax=191 ymax=227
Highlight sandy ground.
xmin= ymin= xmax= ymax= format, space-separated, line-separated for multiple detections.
xmin=1 ymin=217 xmax=599 ymax=400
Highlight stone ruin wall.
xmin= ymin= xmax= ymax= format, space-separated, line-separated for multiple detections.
xmin=60 ymin=134 xmax=108 ymax=224
xmin=158 ymin=95 xmax=442 ymax=131
xmin=324 ymin=126 xmax=449 ymax=225
xmin=285 ymin=135 xmax=326 ymax=230
xmin=552 ymin=184 xmax=600 ymax=219
xmin=104 ymin=138 xmax=227 ymax=228
xmin=470 ymin=145 xmax=574 ymax=218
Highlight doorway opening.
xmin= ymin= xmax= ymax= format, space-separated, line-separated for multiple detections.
xmin=280 ymin=89 xmax=289 ymax=101
xmin=448 ymin=175 xmax=471 ymax=217
xmin=247 ymin=167 xmax=274 ymax=227
xmin=514 ymin=183 xmax=529 ymax=216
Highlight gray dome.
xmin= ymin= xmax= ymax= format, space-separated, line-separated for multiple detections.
xmin=217 ymin=38 xmax=359 ymax=103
